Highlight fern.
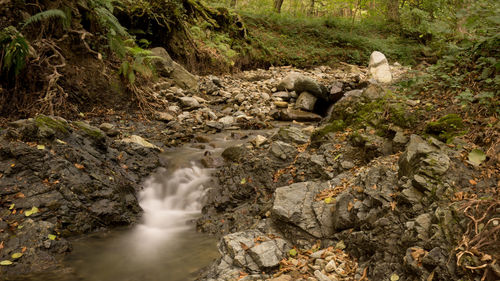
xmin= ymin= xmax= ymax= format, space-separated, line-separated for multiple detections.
xmin=0 ymin=26 xmax=29 ymax=77
xmin=22 ymin=9 xmax=68 ymax=29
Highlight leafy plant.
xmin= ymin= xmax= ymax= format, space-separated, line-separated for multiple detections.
xmin=0 ymin=26 xmax=29 ymax=78
xmin=22 ymin=9 xmax=69 ymax=29
xmin=118 ymin=40 xmax=158 ymax=84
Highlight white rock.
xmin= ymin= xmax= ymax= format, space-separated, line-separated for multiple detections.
xmin=325 ymin=260 xmax=337 ymax=273
xmin=219 ymin=116 xmax=235 ymax=126
xmin=120 ymin=135 xmax=160 ymax=150
xmin=251 ymin=135 xmax=268 ymax=147
xmin=369 ymin=51 xmax=392 ymax=83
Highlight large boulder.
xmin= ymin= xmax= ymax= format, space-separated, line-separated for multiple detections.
xmin=150 ymin=47 xmax=198 ymax=90
xmin=277 ymin=73 xmax=329 ymax=101
xmin=368 ymin=51 xmax=392 ymax=83
xmin=277 ymin=126 xmax=309 ymax=144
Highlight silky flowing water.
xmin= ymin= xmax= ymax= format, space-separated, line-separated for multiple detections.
xmin=60 ymin=138 xmax=243 ymax=281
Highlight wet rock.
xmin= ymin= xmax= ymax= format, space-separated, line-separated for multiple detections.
xmin=277 ymin=126 xmax=309 ymax=144
xmin=368 ymin=51 xmax=392 ymax=83
xmin=296 ymin=92 xmax=317 ymax=111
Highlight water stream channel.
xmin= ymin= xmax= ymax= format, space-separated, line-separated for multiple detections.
xmin=62 ymin=132 xmax=256 ymax=281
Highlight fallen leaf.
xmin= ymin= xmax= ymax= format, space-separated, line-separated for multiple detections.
xmin=14 ymin=192 xmax=25 ymax=198
xmin=390 ymin=201 xmax=397 ymax=211
xmin=468 ymin=149 xmax=486 ymax=166
xmin=240 ymin=178 xmax=247 ymax=185
xmin=21 ymin=246 xmax=26 ymax=253
xmin=74 ymin=163 xmax=84 ymax=169
xmin=25 ymin=206 xmax=39 ymax=217
xmin=11 ymin=253 xmax=22 ymax=259
xmin=469 ymin=179 xmax=477 ymax=185
xmin=9 ymin=204 xmax=14 ymax=210
xmin=0 ymin=260 xmax=13 ymax=266
xmin=0 ymin=241 xmax=4 ymax=250
xmin=36 ymin=145 xmax=45 ymax=150
xmin=335 ymin=240 xmax=346 ymax=250
xmin=324 ymin=197 xmax=332 ymax=204
xmin=347 ymin=201 xmax=354 ymax=211
xmin=391 ymin=273 xmax=400 ymax=281
xmin=48 ymin=234 xmax=56 ymax=240
xmin=289 ymin=248 xmax=297 ymax=257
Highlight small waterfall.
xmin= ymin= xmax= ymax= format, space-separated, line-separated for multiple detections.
xmin=131 ymin=163 xmax=211 ymax=254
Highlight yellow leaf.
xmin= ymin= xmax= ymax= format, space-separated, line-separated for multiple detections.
xmin=25 ymin=206 xmax=39 ymax=217
xmin=390 ymin=273 xmax=400 ymax=281
xmin=240 ymin=178 xmax=247 ymax=184
xmin=11 ymin=253 xmax=22 ymax=259
xmin=9 ymin=204 xmax=15 ymax=210
xmin=36 ymin=145 xmax=45 ymax=150
xmin=0 ymin=260 xmax=13 ymax=266
xmin=324 ymin=197 xmax=332 ymax=204
xmin=48 ymin=234 xmax=56 ymax=240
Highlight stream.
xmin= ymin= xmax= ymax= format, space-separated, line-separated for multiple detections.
xmin=59 ymin=132 xmax=257 ymax=281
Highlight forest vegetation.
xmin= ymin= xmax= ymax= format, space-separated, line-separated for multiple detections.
xmin=0 ymin=0 xmax=498 ymax=280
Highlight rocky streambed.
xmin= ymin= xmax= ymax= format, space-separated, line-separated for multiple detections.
xmin=0 ymin=52 xmax=498 ymax=281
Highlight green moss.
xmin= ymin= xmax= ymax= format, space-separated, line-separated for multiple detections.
xmin=425 ymin=114 xmax=465 ymax=143
xmin=73 ymin=121 xmax=105 ymax=140
xmin=34 ymin=115 xmax=70 ymax=137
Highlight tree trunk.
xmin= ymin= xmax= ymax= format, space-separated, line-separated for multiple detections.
xmin=274 ymin=0 xmax=284 ymax=13
xmin=386 ymin=0 xmax=399 ymax=22
xmin=309 ymin=0 xmax=315 ymax=15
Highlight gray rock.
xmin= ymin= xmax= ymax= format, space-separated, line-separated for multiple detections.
xmin=296 ymin=92 xmax=317 ymax=111
xmin=277 ymin=72 xmax=302 ymax=91
xmin=398 ymin=135 xmax=450 ymax=192
xmin=270 ymin=141 xmax=297 ymax=160
xmin=272 ymin=109 xmax=322 ymax=122
xmin=314 ymin=270 xmax=331 ymax=281
xmin=219 ymin=116 xmax=235 ymax=126
xmin=294 ymin=76 xmax=328 ymax=101
xmin=329 ymin=81 xmax=344 ymax=103
xmin=272 ymin=181 xmax=332 ymax=238
xmin=219 ymin=230 xmax=289 ymax=272
xmin=221 ymin=146 xmax=247 ymax=162
xmin=273 ymin=91 xmax=291 ymax=101
xmin=150 ymin=47 xmax=198 ymax=90
xmin=179 ymin=97 xmax=201 ymax=108
xmin=332 ymin=192 xmax=356 ymax=230
xmin=277 ymin=126 xmax=309 ymax=144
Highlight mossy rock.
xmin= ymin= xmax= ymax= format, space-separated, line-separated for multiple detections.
xmin=34 ymin=115 xmax=70 ymax=139
xmin=72 ymin=121 xmax=106 ymax=141
xmin=425 ymin=114 xmax=465 ymax=143
xmin=311 ymin=120 xmax=345 ymax=145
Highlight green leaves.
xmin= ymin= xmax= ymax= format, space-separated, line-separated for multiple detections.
xmin=22 ymin=9 xmax=68 ymax=29
xmin=25 ymin=206 xmax=39 ymax=217
xmin=468 ymin=149 xmax=486 ymax=166
xmin=289 ymin=248 xmax=297 ymax=257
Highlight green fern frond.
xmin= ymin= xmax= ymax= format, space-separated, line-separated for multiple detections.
xmin=22 ymin=9 xmax=68 ymax=29
xmin=94 ymin=7 xmax=128 ymax=37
